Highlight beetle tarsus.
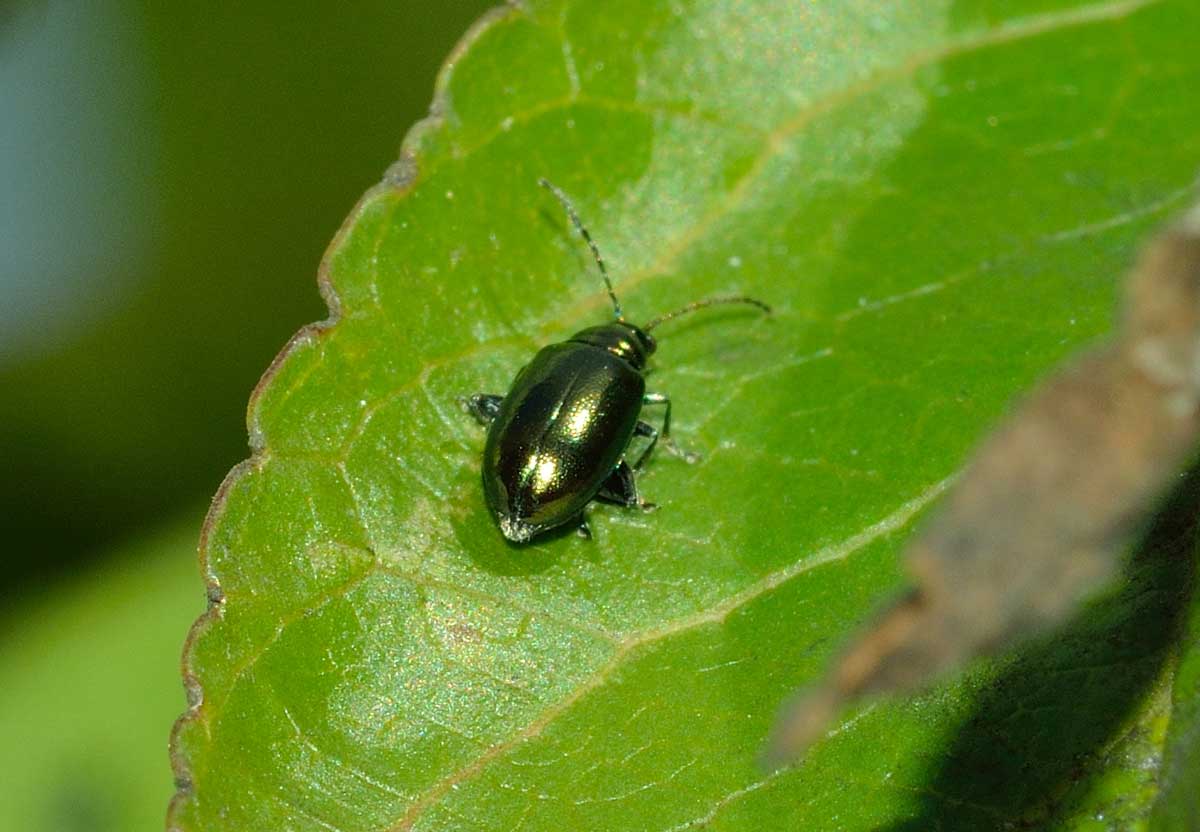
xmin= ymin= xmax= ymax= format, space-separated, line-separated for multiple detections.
xmin=665 ymin=436 xmax=701 ymax=464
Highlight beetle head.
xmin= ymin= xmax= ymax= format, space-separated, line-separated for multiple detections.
xmin=569 ymin=321 xmax=656 ymax=369
xmin=498 ymin=515 xmax=536 ymax=543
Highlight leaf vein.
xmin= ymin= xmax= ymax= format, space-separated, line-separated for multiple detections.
xmin=549 ymin=0 xmax=1164 ymax=326
xmin=387 ymin=476 xmax=952 ymax=830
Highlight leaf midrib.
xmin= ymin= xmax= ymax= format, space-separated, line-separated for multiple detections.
xmin=390 ymin=477 xmax=951 ymax=831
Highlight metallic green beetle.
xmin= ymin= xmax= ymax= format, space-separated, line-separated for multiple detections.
xmin=465 ymin=179 xmax=769 ymax=543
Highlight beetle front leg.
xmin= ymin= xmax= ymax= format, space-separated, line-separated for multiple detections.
xmin=641 ymin=392 xmax=700 ymax=463
xmin=461 ymin=394 xmax=504 ymax=425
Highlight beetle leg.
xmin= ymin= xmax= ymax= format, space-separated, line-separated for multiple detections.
xmin=641 ymin=392 xmax=700 ymax=464
xmin=598 ymin=460 xmax=658 ymax=512
xmin=461 ymin=394 xmax=504 ymax=425
xmin=631 ymin=420 xmax=659 ymax=471
xmin=576 ymin=516 xmax=593 ymax=539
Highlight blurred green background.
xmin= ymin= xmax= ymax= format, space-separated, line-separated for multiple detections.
xmin=0 ymin=2 xmax=493 ymax=829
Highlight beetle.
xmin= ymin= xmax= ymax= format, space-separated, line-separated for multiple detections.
xmin=463 ymin=179 xmax=770 ymax=543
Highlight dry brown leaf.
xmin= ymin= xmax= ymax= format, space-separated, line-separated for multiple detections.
xmin=768 ymin=199 xmax=1200 ymax=765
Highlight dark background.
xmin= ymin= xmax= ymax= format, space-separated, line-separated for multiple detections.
xmin=0 ymin=7 xmax=496 ymax=825
xmin=0 ymin=1 xmax=495 ymax=602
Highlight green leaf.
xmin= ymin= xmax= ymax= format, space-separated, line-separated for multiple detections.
xmin=0 ymin=513 xmax=203 ymax=832
xmin=1151 ymin=553 xmax=1200 ymax=832
xmin=171 ymin=1 xmax=1200 ymax=829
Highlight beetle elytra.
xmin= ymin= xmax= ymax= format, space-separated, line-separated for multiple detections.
xmin=464 ymin=179 xmax=769 ymax=543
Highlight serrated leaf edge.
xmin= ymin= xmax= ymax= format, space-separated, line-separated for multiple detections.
xmin=165 ymin=4 xmax=525 ymax=828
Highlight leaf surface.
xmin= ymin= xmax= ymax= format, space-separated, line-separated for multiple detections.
xmin=1151 ymin=569 xmax=1200 ymax=832
xmin=171 ymin=0 xmax=1200 ymax=829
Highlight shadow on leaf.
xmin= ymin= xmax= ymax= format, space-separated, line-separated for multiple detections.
xmin=885 ymin=468 xmax=1198 ymax=831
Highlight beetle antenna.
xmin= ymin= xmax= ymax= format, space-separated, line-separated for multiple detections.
xmin=539 ymin=177 xmax=624 ymax=320
xmin=643 ymin=296 xmax=772 ymax=332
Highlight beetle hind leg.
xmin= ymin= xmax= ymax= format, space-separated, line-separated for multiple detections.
xmin=598 ymin=460 xmax=658 ymax=513
xmin=461 ymin=394 xmax=503 ymax=425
